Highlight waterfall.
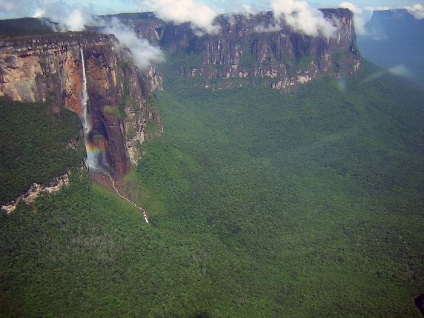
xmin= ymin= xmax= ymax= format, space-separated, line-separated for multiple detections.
xmin=80 ymin=48 xmax=90 ymax=135
xmin=80 ymin=48 xmax=96 ymax=170
xmin=79 ymin=49 xmax=150 ymax=223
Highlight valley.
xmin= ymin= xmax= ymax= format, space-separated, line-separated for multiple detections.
xmin=1 ymin=61 xmax=424 ymax=316
xmin=0 ymin=7 xmax=423 ymax=317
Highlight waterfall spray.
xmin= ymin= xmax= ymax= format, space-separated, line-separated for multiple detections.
xmin=79 ymin=48 xmax=150 ymax=224
xmin=80 ymin=47 xmax=96 ymax=170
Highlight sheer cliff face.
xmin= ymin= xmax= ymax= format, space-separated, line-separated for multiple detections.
xmin=136 ymin=8 xmax=360 ymax=90
xmin=0 ymin=9 xmax=360 ymax=178
xmin=0 ymin=32 xmax=162 ymax=178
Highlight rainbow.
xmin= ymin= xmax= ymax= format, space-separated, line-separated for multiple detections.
xmin=80 ymin=48 xmax=109 ymax=173
xmin=85 ymin=136 xmax=109 ymax=172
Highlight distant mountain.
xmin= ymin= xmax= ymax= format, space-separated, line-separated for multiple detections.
xmin=357 ymin=9 xmax=424 ymax=83
xmin=2 ymin=9 xmax=424 ymax=318
xmin=0 ymin=18 xmax=56 ymax=37
xmin=99 ymin=8 xmax=361 ymax=91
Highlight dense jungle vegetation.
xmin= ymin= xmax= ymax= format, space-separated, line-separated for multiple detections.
xmin=1 ymin=61 xmax=424 ymax=317
xmin=0 ymin=99 xmax=83 ymax=205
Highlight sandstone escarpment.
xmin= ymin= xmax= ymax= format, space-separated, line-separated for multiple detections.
xmin=0 ymin=8 xmax=361 ymax=177
xmin=0 ymin=32 xmax=162 ymax=178
xmin=132 ymin=8 xmax=360 ymax=90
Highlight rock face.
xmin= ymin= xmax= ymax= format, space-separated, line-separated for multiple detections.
xmin=133 ymin=8 xmax=360 ymax=90
xmin=0 ymin=9 xmax=361 ymax=178
xmin=0 ymin=32 xmax=162 ymax=178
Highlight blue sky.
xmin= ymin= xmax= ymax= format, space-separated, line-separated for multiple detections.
xmin=68 ymin=0 xmax=424 ymax=14
xmin=0 ymin=0 xmax=423 ymax=20
xmin=92 ymin=0 xmax=424 ymax=15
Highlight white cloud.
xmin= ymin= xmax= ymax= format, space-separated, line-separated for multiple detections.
xmin=241 ymin=4 xmax=254 ymax=14
xmin=339 ymin=2 xmax=366 ymax=34
xmin=254 ymin=23 xmax=283 ymax=33
xmin=405 ymin=4 xmax=424 ymax=19
xmin=104 ymin=18 xmax=165 ymax=69
xmin=363 ymin=6 xmax=391 ymax=13
xmin=139 ymin=0 xmax=220 ymax=34
xmin=33 ymin=2 xmax=164 ymax=69
xmin=269 ymin=0 xmax=336 ymax=37
xmin=64 ymin=7 xmax=92 ymax=30
xmin=36 ymin=2 xmax=95 ymax=31
xmin=33 ymin=8 xmax=46 ymax=18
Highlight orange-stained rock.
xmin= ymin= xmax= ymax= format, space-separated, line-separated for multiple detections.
xmin=0 ymin=32 xmax=163 ymax=179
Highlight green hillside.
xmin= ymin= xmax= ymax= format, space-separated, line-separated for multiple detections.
xmin=0 ymin=18 xmax=56 ymax=37
xmin=0 ymin=99 xmax=83 ymax=205
xmin=1 ymin=62 xmax=424 ymax=317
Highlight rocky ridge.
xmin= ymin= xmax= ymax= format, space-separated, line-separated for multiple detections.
xmin=1 ymin=172 xmax=70 ymax=213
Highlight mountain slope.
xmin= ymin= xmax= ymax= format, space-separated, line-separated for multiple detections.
xmin=0 ymin=98 xmax=83 ymax=205
xmin=1 ymin=61 xmax=423 ymax=317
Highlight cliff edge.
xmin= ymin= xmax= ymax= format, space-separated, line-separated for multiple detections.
xmin=132 ymin=8 xmax=360 ymax=90
xmin=0 ymin=32 xmax=162 ymax=178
